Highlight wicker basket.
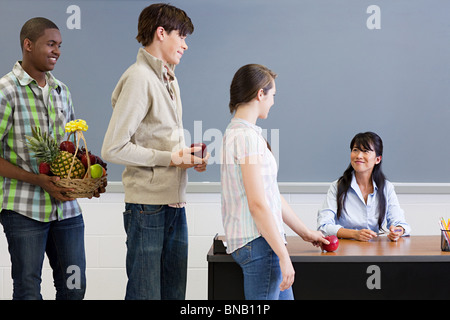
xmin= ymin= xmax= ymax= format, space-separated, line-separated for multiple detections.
xmin=55 ymin=131 xmax=106 ymax=198
xmin=56 ymin=175 xmax=105 ymax=198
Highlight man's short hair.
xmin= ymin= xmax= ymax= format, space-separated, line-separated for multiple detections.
xmin=136 ymin=3 xmax=194 ymax=47
xmin=20 ymin=17 xmax=59 ymax=50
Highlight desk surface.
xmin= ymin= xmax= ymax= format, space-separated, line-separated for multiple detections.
xmin=208 ymin=235 xmax=450 ymax=300
xmin=208 ymin=235 xmax=450 ymax=263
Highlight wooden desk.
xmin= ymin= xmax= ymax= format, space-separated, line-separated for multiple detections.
xmin=207 ymin=235 xmax=450 ymax=300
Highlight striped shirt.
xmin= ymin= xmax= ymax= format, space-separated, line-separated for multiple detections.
xmin=0 ymin=61 xmax=81 ymax=222
xmin=220 ymin=118 xmax=285 ymax=253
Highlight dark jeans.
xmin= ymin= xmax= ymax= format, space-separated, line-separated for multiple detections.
xmin=0 ymin=210 xmax=86 ymax=300
xmin=123 ymin=203 xmax=188 ymax=300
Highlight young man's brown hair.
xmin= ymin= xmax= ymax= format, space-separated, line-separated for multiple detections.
xmin=136 ymin=3 xmax=194 ymax=47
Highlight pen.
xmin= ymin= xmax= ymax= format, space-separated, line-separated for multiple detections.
xmin=377 ymin=228 xmax=403 ymax=236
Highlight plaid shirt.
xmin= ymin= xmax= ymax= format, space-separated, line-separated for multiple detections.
xmin=0 ymin=61 xmax=81 ymax=222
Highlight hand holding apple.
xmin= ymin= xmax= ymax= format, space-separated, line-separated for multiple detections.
xmin=321 ymin=235 xmax=339 ymax=252
xmin=170 ymin=144 xmax=209 ymax=170
xmin=171 ymin=147 xmax=202 ymax=169
xmin=190 ymin=143 xmax=207 ymax=159
xmin=190 ymin=143 xmax=210 ymax=172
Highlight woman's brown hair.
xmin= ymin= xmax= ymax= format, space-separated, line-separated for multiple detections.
xmin=229 ymin=64 xmax=277 ymax=114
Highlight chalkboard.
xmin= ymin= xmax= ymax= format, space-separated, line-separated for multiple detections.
xmin=1 ymin=0 xmax=449 ymax=183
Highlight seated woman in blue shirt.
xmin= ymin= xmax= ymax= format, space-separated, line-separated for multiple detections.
xmin=317 ymin=132 xmax=410 ymax=241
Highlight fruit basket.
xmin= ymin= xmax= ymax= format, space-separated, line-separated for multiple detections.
xmin=26 ymin=119 xmax=107 ymax=198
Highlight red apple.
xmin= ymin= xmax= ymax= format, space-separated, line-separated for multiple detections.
xmin=321 ymin=235 xmax=339 ymax=252
xmin=39 ymin=162 xmax=51 ymax=175
xmin=190 ymin=143 xmax=207 ymax=159
xmin=81 ymin=153 xmax=97 ymax=169
xmin=60 ymin=141 xmax=76 ymax=154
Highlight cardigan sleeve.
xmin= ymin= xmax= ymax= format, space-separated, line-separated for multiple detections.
xmin=101 ymin=68 xmax=172 ymax=167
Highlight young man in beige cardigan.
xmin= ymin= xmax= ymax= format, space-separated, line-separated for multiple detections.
xmin=102 ymin=3 xmax=207 ymax=300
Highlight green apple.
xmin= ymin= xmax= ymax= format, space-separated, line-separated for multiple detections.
xmin=90 ymin=164 xmax=103 ymax=179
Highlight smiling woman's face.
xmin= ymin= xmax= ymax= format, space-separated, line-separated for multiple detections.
xmin=350 ymin=144 xmax=381 ymax=175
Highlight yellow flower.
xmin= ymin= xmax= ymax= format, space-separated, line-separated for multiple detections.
xmin=65 ymin=119 xmax=88 ymax=132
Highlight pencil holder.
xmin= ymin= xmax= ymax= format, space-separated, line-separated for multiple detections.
xmin=440 ymin=229 xmax=450 ymax=251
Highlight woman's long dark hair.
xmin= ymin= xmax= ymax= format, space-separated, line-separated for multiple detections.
xmin=336 ymin=132 xmax=386 ymax=230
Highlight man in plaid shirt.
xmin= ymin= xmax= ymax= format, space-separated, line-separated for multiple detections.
xmin=0 ymin=18 xmax=87 ymax=299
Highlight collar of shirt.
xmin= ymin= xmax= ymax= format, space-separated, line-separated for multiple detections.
xmin=13 ymin=61 xmax=60 ymax=91
xmin=162 ymin=65 xmax=176 ymax=99
xmin=350 ymin=172 xmax=378 ymax=204
xmin=138 ymin=49 xmax=176 ymax=100
xmin=138 ymin=48 xmax=176 ymax=82
xmin=163 ymin=64 xmax=175 ymax=82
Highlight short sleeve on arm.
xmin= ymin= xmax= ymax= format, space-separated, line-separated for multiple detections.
xmin=232 ymin=128 xmax=266 ymax=161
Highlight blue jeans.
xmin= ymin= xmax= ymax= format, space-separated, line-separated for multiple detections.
xmin=0 ymin=210 xmax=86 ymax=300
xmin=231 ymin=236 xmax=294 ymax=300
xmin=123 ymin=203 xmax=188 ymax=300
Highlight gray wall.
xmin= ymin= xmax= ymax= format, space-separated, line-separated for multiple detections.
xmin=1 ymin=0 xmax=449 ymax=182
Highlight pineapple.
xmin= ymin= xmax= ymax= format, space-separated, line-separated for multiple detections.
xmin=25 ymin=127 xmax=86 ymax=179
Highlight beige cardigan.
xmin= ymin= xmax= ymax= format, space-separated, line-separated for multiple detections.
xmin=102 ymin=48 xmax=187 ymax=204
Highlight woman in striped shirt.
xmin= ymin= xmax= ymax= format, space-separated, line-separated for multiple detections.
xmin=220 ymin=64 xmax=328 ymax=300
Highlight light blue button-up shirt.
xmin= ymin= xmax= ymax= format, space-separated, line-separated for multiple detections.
xmin=317 ymin=173 xmax=411 ymax=237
